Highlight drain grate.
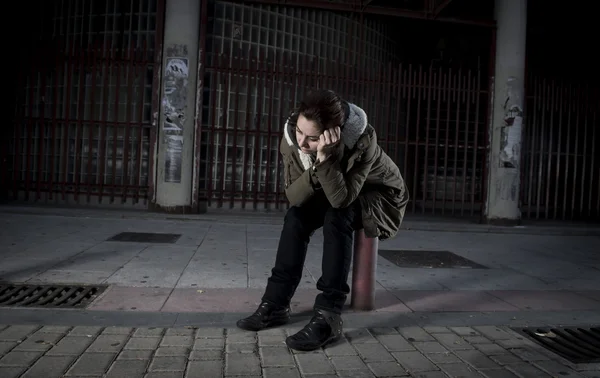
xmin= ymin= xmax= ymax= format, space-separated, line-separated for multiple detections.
xmin=0 ymin=284 xmax=107 ymax=308
xmin=107 ymin=232 xmax=181 ymax=243
xmin=378 ymin=249 xmax=488 ymax=269
xmin=514 ymin=326 xmax=600 ymax=364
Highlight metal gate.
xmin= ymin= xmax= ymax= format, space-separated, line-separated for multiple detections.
xmin=199 ymin=51 xmax=489 ymax=215
xmin=3 ymin=0 xmax=165 ymax=206
xmin=522 ymin=76 xmax=600 ymax=221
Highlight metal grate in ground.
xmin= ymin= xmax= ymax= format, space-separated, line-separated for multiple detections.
xmin=107 ymin=232 xmax=181 ymax=243
xmin=0 ymin=284 xmax=107 ymax=309
xmin=514 ymin=326 xmax=600 ymax=364
xmin=378 ymin=249 xmax=488 ymax=269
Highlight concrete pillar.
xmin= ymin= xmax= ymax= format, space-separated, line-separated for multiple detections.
xmin=153 ymin=0 xmax=200 ymax=213
xmin=484 ymin=0 xmax=527 ymax=224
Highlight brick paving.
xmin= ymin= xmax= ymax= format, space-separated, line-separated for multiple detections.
xmin=0 ymin=324 xmax=598 ymax=378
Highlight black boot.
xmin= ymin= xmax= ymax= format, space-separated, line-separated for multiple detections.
xmin=285 ymin=309 xmax=343 ymax=351
xmin=236 ymin=302 xmax=291 ymax=331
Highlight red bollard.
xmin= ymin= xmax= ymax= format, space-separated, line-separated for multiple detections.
xmin=350 ymin=229 xmax=379 ymax=311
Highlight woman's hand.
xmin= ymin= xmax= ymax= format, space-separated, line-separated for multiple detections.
xmin=316 ymin=126 xmax=341 ymax=163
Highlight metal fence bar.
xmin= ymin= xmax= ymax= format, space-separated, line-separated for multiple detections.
xmin=200 ymin=52 xmax=489 ymax=215
xmin=522 ymin=76 xmax=599 ymax=221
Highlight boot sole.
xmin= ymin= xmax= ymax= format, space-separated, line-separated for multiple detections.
xmin=285 ymin=334 xmax=341 ymax=351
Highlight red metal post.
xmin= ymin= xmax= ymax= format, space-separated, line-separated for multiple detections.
xmin=350 ymin=229 xmax=379 ymax=311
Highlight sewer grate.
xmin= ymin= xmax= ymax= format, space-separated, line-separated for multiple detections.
xmin=378 ymin=249 xmax=488 ymax=269
xmin=0 ymin=284 xmax=107 ymax=309
xmin=107 ymin=232 xmax=181 ymax=243
xmin=513 ymin=326 xmax=600 ymax=364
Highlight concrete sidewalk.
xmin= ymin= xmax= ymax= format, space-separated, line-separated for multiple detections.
xmin=0 ymin=206 xmax=599 ymax=377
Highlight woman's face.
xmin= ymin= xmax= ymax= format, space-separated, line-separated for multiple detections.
xmin=295 ymin=114 xmax=321 ymax=153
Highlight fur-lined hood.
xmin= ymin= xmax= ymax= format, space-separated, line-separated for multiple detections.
xmin=283 ymin=102 xmax=369 ymax=170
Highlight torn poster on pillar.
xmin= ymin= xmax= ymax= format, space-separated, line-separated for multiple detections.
xmin=499 ymin=76 xmax=523 ymax=169
xmin=162 ymin=48 xmax=189 ymax=183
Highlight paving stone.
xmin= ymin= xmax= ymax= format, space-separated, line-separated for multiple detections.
xmin=533 ymin=360 xmax=584 ymax=377
xmin=480 ymin=368 xmax=520 ymax=378
xmin=337 ymin=371 xmax=375 ymax=377
xmin=193 ymin=338 xmax=224 ymax=350
xmin=38 ymin=326 xmax=72 ymax=334
xmin=0 ymin=367 xmax=25 ymax=378
xmin=345 ymin=328 xmax=378 ymax=343
xmin=474 ymin=343 xmax=509 ymax=356
xmin=450 ymin=327 xmax=480 ymax=337
xmin=145 ymin=372 xmax=184 ymax=378
xmin=295 ymin=353 xmax=336 ymax=375
xmin=155 ymin=347 xmax=190 ymax=356
xmin=354 ymin=342 xmax=395 ymax=362
xmin=102 ymin=327 xmax=133 ymax=335
xmin=225 ymin=352 xmax=261 ymax=376
xmin=505 ymin=362 xmax=552 ymax=377
xmin=427 ymin=352 xmax=462 ymax=364
xmin=0 ymin=325 xmax=39 ymax=341
xmin=70 ymin=326 xmax=103 ymax=337
xmin=125 ymin=337 xmax=162 ymax=350
xmin=432 ymin=333 xmax=475 ymax=350
xmin=367 ymin=361 xmax=408 ymax=377
xmin=161 ymin=336 xmax=194 ymax=347
xmin=189 ymin=349 xmax=222 ymax=361
xmin=263 ymin=366 xmax=301 ymax=378
xmin=413 ymin=341 xmax=448 ymax=354
xmin=398 ymin=327 xmax=436 ymax=342
xmin=370 ymin=327 xmax=400 ymax=335
xmin=21 ymin=356 xmax=76 ymax=378
xmin=508 ymin=347 xmax=551 ymax=362
xmin=411 ymin=372 xmax=451 ymax=378
xmin=473 ymin=326 xmax=516 ymax=341
xmin=105 ymin=359 xmax=149 ymax=378
xmin=195 ymin=328 xmax=224 ymax=338
xmin=226 ymin=342 xmax=255 ymax=353
xmin=87 ymin=334 xmax=129 ymax=353
xmin=0 ymin=342 xmax=17 ymax=355
xmin=456 ymin=350 xmax=501 ymax=370
xmin=258 ymin=328 xmax=286 ymax=337
xmin=464 ymin=336 xmax=491 ymax=344
xmin=330 ymin=355 xmax=369 ymax=371
xmin=377 ymin=334 xmax=416 ymax=352
xmin=185 ymin=360 xmax=223 ymax=377
xmin=118 ymin=350 xmax=155 ymax=360
xmin=497 ymin=339 xmax=535 ymax=349
xmin=488 ymin=353 xmax=523 ymax=365
xmin=393 ymin=351 xmax=438 ymax=372
xmin=227 ymin=332 xmax=256 ymax=343
xmin=424 ymin=326 xmax=452 ymax=334
xmin=258 ymin=335 xmax=286 ymax=347
xmin=165 ymin=328 xmax=195 ymax=337
xmin=149 ymin=356 xmax=188 ymax=372
xmin=67 ymin=353 xmax=116 ymax=376
xmin=134 ymin=328 xmax=165 ymax=338
xmin=0 ymin=351 xmax=43 ymax=366
xmin=438 ymin=363 xmax=485 ymax=377
xmin=47 ymin=336 xmax=94 ymax=356
xmin=324 ymin=338 xmax=357 ymax=356
xmin=260 ymin=346 xmax=294 ymax=367
xmin=13 ymin=332 xmax=64 ymax=352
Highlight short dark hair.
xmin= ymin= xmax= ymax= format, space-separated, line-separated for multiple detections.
xmin=296 ymin=89 xmax=345 ymax=131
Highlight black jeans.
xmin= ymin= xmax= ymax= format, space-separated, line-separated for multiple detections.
xmin=262 ymin=192 xmax=361 ymax=314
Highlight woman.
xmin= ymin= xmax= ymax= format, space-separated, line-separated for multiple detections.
xmin=237 ymin=89 xmax=409 ymax=351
